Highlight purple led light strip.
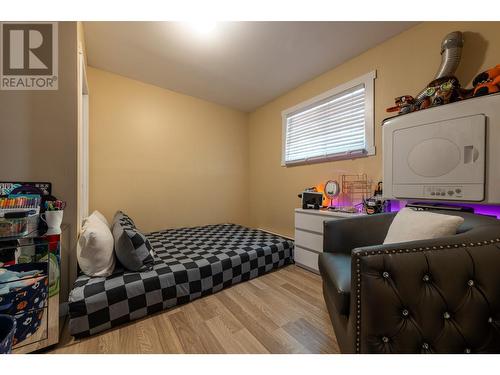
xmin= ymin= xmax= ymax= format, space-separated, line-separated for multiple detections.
xmin=388 ymin=200 xmax=500 ymax=218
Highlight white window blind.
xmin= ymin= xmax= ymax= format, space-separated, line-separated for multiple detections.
xmin=282 ymin=71 xmax=375 ymax=166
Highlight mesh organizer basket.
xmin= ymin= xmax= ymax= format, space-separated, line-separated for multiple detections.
xmin=0 ymin=210 xmax=40 ymax=238
xmin=0 ymin=263 xmax=48 ymax=346
xmin=0 ymin=314 xmax=16 ymax=354
xmin=0 ymin=194 xmax=41 ymax=238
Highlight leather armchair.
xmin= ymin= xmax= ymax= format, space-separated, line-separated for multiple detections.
xmin=318 ymin=211 xmax=500 ymax=353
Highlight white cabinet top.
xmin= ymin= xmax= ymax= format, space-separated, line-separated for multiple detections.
xmin=295 ymin=208 xmax=365 ymax=218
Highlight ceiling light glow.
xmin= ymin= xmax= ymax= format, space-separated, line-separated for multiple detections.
xmin=186 ymin=20 xmax=217 ymax=34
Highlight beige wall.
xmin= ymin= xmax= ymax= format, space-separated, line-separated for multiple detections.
xmin=0 ymin=23 xmax=78 ymax=232
xmin=88 ymin=67 xmax=249 ymax=232
xmin=248 ymin=21 xmax=500 ymax=238
xmin=0 ymin=22 xmax=79 ymax=301
xmin=87 ymin=21 xmax=500 ymax=239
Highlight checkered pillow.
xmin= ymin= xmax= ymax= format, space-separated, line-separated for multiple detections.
xmin=111 ymin=211 xmax=154 ymax=272
xmin=113 ymin=211 xmax=136 ymax=228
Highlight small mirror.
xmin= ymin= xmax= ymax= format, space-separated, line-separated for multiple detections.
xmin=324 ymin=180 xmax=340 ymax=207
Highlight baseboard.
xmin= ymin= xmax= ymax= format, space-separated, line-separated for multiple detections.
xmin=295 ymin=262 xmax=320 ymax=275
xmin=257 ymin=227 xmax=294 ymax=241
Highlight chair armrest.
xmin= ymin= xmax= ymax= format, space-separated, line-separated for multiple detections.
xmin=348 ymin=224 xmax=500 ymax=353
xmin=323 ymin=213 xmax=396 ymax=254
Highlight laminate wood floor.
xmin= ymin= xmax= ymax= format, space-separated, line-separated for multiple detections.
xmin=48 ymin=265 xmax=340 ymax=354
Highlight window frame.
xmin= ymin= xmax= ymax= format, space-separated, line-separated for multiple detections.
xmin=281 ymin=70 xmax=376 ymax=167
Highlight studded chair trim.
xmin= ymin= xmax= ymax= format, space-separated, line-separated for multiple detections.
xmin=353 ymin=237 xmax=500 ymax=354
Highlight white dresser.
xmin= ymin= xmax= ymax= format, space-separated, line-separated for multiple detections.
xmin=294 ymin=208 xmax=364 ymax=273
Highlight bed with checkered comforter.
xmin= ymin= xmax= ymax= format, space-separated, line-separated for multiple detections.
xmin=68 ymin=224 xmax=294 ymax=337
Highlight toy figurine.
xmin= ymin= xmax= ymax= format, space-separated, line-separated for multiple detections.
xmin=416 ymin=96 xmax=431 ymax=110
xmin=385 ymin=31 xmax=467 ymax=117
xmin=472 ymin=64 xmax=500 ymax=97
xmin=386 ymin=95 xmax=415 ymax=115
xmin=417 ymin=76 xmax=463 ymax=109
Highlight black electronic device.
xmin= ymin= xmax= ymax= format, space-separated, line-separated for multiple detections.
xmin=299 ymin=191 xmax=324 ymax=210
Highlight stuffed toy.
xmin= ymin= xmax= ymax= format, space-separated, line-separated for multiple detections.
xmin=472 ymin=64 xmax=500 ymax=97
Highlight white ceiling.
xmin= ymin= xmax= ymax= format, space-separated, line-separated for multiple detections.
xmin=84 ymin=22 xmax=417 ymax=112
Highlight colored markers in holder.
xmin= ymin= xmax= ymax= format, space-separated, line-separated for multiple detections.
xmin=45 ymin=200 xmax=66 ymax=211
xmin=0 ymin=195 xmax=41 ymax=210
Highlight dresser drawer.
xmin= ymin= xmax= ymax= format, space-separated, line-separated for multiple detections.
xmin=0 ymin=274 xmax=48 ymax=314
xmin=294 ymin=229 xmax=323 ymax=253
xmin=12 ymin=307 xmax=48 ymax=349
xmin=295 ymin=212 xmax=332 ymax=233
xmin=294 ymin=247 xmax=319 ymax=273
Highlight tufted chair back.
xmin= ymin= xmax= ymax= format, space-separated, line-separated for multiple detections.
xmin=319 ymin=210 xmax=500 ymax=353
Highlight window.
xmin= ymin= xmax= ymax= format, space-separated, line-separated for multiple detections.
xmin=282 ymin=71 xmax=376 ymax=166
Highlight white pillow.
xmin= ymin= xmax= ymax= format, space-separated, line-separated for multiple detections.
xmin=383 ymin=208 xmax=465 ymax=245
xmin=85 ymin=210 xmax=110 ymax=228
xmin=77 ymin=218 xmax=115 ymax=277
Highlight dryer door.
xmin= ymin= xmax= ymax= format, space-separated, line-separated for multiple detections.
xmin=392 ymin=114 xmax=486 ymax=201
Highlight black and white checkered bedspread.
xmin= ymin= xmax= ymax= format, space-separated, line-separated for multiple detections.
xmin=68 ymin=224 xmax=294 ymax=337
